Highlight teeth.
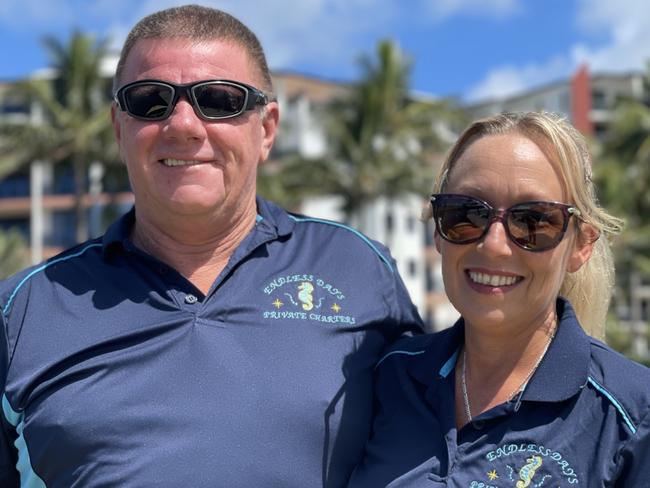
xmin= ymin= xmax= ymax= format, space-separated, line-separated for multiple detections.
xmin=468 ymin=271 xmax=519 ymax=287
xmin=162 ymin=159 xmax=202 ymax=167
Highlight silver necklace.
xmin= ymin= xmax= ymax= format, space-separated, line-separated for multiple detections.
xmin=461 ymin=327 xmax=556 ymax=423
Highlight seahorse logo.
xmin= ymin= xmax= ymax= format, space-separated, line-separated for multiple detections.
xmin=516 ymin=455 xmax=542 ymax=488
xmin=297 ymin=282 xmax=314 ymax=311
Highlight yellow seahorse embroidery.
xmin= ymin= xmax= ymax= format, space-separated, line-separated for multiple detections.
xmin=297 ymin=282 xmax=314 ymax=311
xmin=516 ymin=455 xmax=542 ymax=488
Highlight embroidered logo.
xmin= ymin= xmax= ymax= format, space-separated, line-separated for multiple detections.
xmin=516 ymin=455 xmax=542 ymax=487
xmin=467 ymin=442 xmax=579 ymax=487
xmin=262 ymin=274 xmax=356 ymax=325
xmin=297 ymin=282 xmax=314 ymax=310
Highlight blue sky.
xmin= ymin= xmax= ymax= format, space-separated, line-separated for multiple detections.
xmin=1 ymin=0 xmax=648 ymax=102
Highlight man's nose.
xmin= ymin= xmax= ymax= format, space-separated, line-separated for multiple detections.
xmin=161 ymin=97 xmax=206 ymax=141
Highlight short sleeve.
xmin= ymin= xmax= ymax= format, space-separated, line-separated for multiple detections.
xmin=379 ymin=247 xmax=425 ymax=342
xmin=0 ymin=311 xmax=19 ymax=487
xmin=615 ymin=407 xmax=650 ymax=486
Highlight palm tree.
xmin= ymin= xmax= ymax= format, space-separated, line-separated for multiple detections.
xmin=596 ymin=64 xmax=650 ymax=360
xmin=259 ymin=40 xmax=463 ymax=226
xmin=0 ymin=31 xmax=118 ymax=244
xmin=598 ymin=64 xmax=650 ymax=278
xmin=0 ymin=228 xmax=29 ymax=279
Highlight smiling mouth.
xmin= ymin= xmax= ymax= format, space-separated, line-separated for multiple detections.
xmin=160 ymin=159 xmax=203 ymax=167
xmin=467 ymin=271 xmax=523 ymax=287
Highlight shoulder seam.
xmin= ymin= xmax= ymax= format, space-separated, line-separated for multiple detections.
xmin=375 ymin=349 xmax=425 ymax=369
xmin=288 ymin=215 xmax=393 ymax=272
xmin=587 ymin=376 xmax=637 ymax=434
xmin=2 ymin=243 xmax=102 ymax=318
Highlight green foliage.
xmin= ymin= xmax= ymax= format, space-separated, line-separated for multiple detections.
xmin=597 ymin=65 xmax=650 ymax=281
xmin=596 ymin=64 xmax=650 ymax=362
xmin=259 ymin=39 xmax=464 ymax=218
xmin=0 ymin=228 xmax=29 ymax=279
xmin=257 ymin=155 xmax=336 ymax=211
xmin=605 ymin=314 xmax=650 ymax=367
xmin=0 ymin=31 xmax=119 ymax=243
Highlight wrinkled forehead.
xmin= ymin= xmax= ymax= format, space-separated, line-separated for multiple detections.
xmin=118 ymin=37 xmax=261 ymax=87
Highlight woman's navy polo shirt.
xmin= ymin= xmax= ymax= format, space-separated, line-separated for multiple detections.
xmin=350 ymin=298 xmax=650 ymax=487
xmin=0 ymin=197 xmax=422 ymax=487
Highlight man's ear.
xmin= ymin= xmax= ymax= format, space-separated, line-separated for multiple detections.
xmin=111 ymin=103 xmax=121 ymax=144
xmin=259 ymin=101 xmax=279 ymax=163
xmin=567 ymin=223 xmax=598 ymax=273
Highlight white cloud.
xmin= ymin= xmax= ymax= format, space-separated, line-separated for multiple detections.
xmin=102 ymin=0 xmax=397 ymax=73
xmin=466 ymin=68 xmax=526 ymax=101
xmin=574 ymin=0 xmax=650 ymax=72
xmin=2 ymin=0 xmax=397 ymax=74
xmin=13 ymin=0 xmax=522 ymax=81
xmin=466 ymin=0 xmax=650 ymax=101
xmin=423 ymin=0 xmax=522 ymax=22
xmin=110 ymin=0 xmax=521 ymax=81
xmin=0 ymin=0 xmax=76 ymax=26
xmin=466 ymin=55 xmax=571 ymax=101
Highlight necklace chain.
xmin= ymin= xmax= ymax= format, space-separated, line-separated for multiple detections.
xmin=461 ymin=326 xmax=556 ymax=423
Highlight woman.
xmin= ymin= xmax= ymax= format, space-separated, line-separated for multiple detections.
xmin=349 ymin=112 xmax=650 ymax=487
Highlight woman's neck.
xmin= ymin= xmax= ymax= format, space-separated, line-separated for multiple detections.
xmin=455 ymin=310 xmax=557 ymax=429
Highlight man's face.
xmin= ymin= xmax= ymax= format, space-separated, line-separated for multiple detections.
xmin=112 ymin=38 xmax=278 ymax=224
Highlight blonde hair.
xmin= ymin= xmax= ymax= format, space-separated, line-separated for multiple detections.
xmin=425 ymin=112 xmax=623 ymax=338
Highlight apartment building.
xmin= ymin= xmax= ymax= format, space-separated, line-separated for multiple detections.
xmin=466 ymin=65 xmax=644 ymax=140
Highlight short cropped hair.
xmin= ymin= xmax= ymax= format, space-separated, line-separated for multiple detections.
xmin=113 ymin=4 xmax=273 ymax=93
xmin=424 ymin=111 xmax=624 ymax=338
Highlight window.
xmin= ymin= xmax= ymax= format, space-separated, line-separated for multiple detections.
xmin=407 ymin=259 xmax=417 ymax=277
xmin=385 ymin=212 xmax=394 ymax=233
xmin=592 ymin=89 xmax=607 ymax=110
xmin=425 ymin=265 xmax=436 ymax=291
xmin=406 ymin=215 xmax=416 ymax=233
xmin=424 ymin=220 xmax=435 ymax=246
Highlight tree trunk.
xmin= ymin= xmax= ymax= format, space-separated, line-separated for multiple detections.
xmin=73 ymin=156 xmax=88 ymax=244
xmin=30 ymin=160 xmax=45 ymax=264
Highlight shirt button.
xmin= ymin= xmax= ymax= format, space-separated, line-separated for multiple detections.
xmin=472 ymin=420 xmax=485 ymax=430
xmin=184 ymin=294 xmax=198 ymax=304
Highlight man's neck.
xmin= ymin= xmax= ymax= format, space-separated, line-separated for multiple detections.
xmin=131 ymin=202 xmax=257 ymax=295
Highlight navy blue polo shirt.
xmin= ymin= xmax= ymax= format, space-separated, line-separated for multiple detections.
xmin=350 ymin=298 xmax=650 ymax=487
xmin=0 ymin=197 xmax=423 ymax=488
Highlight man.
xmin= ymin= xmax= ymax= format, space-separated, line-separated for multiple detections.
xmin=0 ymin=5 xmax=422 ymax=487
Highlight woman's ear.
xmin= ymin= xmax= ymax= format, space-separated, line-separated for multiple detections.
xmin=434 ymin=231 xmax=442 ymax=254
xmin=566 ymin=223 xmax=599 ymax=273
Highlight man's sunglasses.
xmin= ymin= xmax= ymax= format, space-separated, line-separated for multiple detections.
xmin=113 ymin=79 xmax=270 ymax=121
xmin=430 ymin=193 xmax=582 ymax=252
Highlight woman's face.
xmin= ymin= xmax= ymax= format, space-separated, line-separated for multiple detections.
xmin=436 ymin=133 xmax=593 ymax=334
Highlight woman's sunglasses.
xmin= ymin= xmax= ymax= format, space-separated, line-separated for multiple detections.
xmin=430 ymin=194 xmax=582 ymax=252
xmin=113 ymin=79 xmax=270 ymax=121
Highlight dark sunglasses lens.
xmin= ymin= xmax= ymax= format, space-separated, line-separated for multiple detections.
xmin=435 ymin=197 xmax=490 ymax=242
xmin=193 ymin=83 xmax=247 ymax=118
xmin=124 ymin=84 xmax=173 ymax=119
xmin=507 ymin=203 xmax=566 ymax=250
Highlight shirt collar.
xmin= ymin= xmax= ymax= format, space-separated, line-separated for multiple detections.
xmin=254 ymin=196 xmax=296 ymax=238
xmin=101 ymin=206 xmax=135 ymax=257
xmin=405 ymin=298 xmax=590 ymax=403
xmin=406 ymin=320 xmax=464 ymax=387
xmin=100 ymin=197 xmax=296 ymax=259
xmin=522 ymin=297 xmax=590 ymax=402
